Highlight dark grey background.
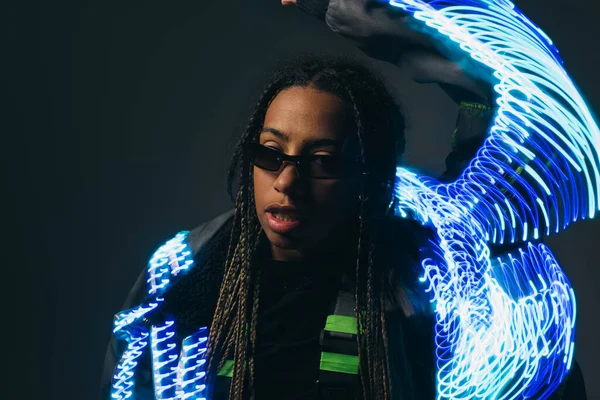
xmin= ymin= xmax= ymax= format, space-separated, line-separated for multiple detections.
xmin=6 ymin=0 xmax=599 ymax=399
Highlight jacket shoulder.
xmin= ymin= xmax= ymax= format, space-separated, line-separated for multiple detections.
xmin=147 ymin=209 xmax=235 ymax=298
xmin=116 ymin=209 xmax=235 ymax=311
xmin=187 ymin=209 xmax=234 ymax=256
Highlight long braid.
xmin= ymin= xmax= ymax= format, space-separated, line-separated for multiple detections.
xmin=233 ymin=217 xmax=263 ymax=399
xmin=246 ymin=177 xmax=263 ymax=398
xmin=355 ymin=202 xmax=370 ymax=400
xmin=368 ymin=243 xmax=377 ymax=392
xmin=347 ymin=85 xmax=378 ymax=399
xmin=247 ymin=268 xmax=261 ymax=398
xmin=345 ymin=76 xmax=399 ymax=399
xmin=380 ymin=268 xmax=394 ymax=399
xmin=229 ymin=194 xmax=250 ymax=399
xmin=230 ymin=165 xmax=265 ymax=399
xmin=209 ymin=163 xmax=250 ymax=360
xmin=369 ymin=240 xmax=385 ymax=399
xmin=206 ymin=196 xmax=242 ymax=374
xmin=207 ymin=173 xmax=250 ymax=381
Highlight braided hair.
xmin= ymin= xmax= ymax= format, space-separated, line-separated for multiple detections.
xmin=206 ymin=55 xmax=415 ymax=400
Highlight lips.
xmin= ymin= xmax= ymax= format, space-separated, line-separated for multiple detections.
xmin=265 ymin=205 xmax=307 ymax=234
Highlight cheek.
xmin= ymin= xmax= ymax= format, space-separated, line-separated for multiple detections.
xmin=253 ymin=167 xmax=265 ymax=206
xmin=311 ymin=180 xmax=359 ymax=220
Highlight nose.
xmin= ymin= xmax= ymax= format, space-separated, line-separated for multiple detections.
xmin=273 ymin=161 xmax=304 ymax=196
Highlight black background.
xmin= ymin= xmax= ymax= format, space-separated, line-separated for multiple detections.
xmin=6 ymin=1 xmax=600 ymax=399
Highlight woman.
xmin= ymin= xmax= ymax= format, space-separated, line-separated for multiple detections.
xmin=102 ymin=55 xmax=438 ymax=400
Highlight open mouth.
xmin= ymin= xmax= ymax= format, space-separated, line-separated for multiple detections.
xmin=266 ymin=211 xmax=306 ymax=233
xmin=270 ymin=212 xmax=302 ymax=222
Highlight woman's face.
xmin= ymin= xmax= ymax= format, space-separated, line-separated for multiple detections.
xmin=253 ymin=86 xmax=361 ymax=261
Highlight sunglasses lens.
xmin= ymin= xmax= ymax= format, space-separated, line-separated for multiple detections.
xmin=310 ymin=157 xmax=344 ymax=179
xmin=249 ymin=143 xmax=281 ymax=171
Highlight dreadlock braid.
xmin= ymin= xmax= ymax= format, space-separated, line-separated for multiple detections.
xmin=344 ymin=82 xmax=394 ymax=399
xmin=346 ymin=85 xmax=376 ymax=399
xmin=247 ymin=267 xmax=261 ymax=397
xmin=355 ymin=200 xmax=371 ymax=400
xmin=207 ymin=54 xmax=414 ymax=400
xmin=206 ymin=193 xmax=242 ymax=374
xmin=380 ymin=268 xmax=394 ymax=399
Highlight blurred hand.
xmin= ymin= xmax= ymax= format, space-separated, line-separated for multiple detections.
xmin=281 ymin=0 xmax=297 ymax=5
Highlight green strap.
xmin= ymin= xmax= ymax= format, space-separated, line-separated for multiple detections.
xmin=322 ymin=315 xmax=360 ymax=375
xmin=217 ymin=324 xmax=250 ymax=378
xmin=324 ymin=315 xmax=358 ymax=335
xmin=320 ymin=351 xmax=359 ymax=375
xmin=217 ymin=360 xmax=235 ymax=378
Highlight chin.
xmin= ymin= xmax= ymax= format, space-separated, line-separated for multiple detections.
xmin=267 ymin=232 xmax=299 ymax=249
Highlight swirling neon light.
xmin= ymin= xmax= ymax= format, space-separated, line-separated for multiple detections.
xmin=148 ymin=231 xmax=193 ymax=296
xmin=113 ymin=302 xmax=159 ymax=334
xmin=152 ymin=320 xmax=181 ymax=400
xmin=389 ymin=0 xmax=597 ymax=398
xmin=176 ymin=328 xmax=209 ymax=400
xmin=111 ymin=327 xmax=149 ymax=400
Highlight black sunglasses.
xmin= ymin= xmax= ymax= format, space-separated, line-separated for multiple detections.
xmin=246 ymin=142 xmax=363 ymax=179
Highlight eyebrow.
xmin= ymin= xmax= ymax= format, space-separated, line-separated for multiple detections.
xmin=260 ymin=127 xmax=342 ymax=148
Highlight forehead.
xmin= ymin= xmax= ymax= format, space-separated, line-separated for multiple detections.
xmin=262 ymin=86 xmax=353 ymax=144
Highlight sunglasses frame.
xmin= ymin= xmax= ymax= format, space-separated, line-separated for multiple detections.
xmin=246 ymin=142 xmax=363 ymax=179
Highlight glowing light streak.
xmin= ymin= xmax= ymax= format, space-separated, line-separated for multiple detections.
xmin=111 ymin=328 xmax=149 ymax=400
xmin=148 ymin=231 xmax=193 ymax=296
xmin=113 ymin=302 xmax=159 ymax=334
xmin=176 ymin=328 xmax=209 ymax=400
xmin=389 ymin=0 xmax=597 ymax=398
xmin=152 ymin=320 xmax=180 ymax=400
